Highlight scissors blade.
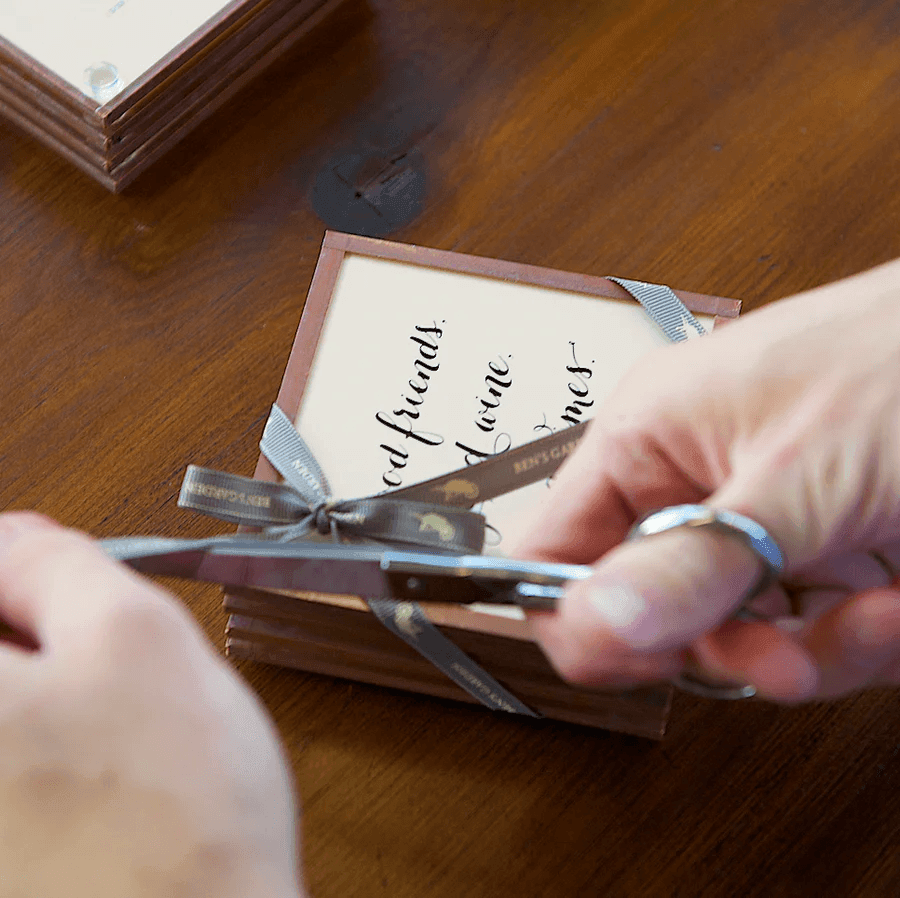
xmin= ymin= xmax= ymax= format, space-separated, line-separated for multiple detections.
xmin=101 ymin=537 xmax=593 ymax=608
xmin=102 ymin=537 xmax=394 ymax=597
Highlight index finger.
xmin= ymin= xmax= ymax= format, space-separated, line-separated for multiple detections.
xmin=0 ymin=512 xmax=166 ymax=649
xmin=510 ymin=418 xmax=709 ymax=564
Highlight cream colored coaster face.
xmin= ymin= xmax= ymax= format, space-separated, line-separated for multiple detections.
xmin=295 ymin=254 xmax=715 ymax=562
xmin=1 ymin=0 xmax=236 ymax=97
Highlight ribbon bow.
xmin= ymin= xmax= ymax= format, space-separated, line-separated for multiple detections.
xmin=176 ymin=405 xmax=539 ymax=717
xmin=178 ymin=405 xmax=486 ymax=554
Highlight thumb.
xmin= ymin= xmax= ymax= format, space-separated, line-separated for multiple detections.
xmin=533 ymin=515 xmax=819 ymax=699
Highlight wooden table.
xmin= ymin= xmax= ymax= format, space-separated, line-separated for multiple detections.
xmin=2 ymin=1 xmax=899 ymax=895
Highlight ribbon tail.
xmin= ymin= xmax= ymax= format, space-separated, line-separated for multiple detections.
xmin=367 ymin=599 xmax=541 ymax=717
xmin=609 ymin=277 xmax=707 ymax=342
xmin=261 ymin=404 xmax=333 ymax=504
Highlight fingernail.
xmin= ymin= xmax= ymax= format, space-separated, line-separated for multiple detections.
xmin=581 ymin=581 xmax=661 ymax=649
xmin=760 ymin=641 xmax=820 ymax=700
xmin=844 ymin=591 xmax=900 ymax=649
xmin=773 ymin=616 xmax=805 ymax=634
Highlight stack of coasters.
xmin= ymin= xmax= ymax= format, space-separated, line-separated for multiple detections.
xmin=216 ymin=232 xmax=742 ymax=738
xmin=0 ymin=0 xmax=346 ymax=191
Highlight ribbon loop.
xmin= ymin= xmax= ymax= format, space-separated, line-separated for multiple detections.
xmin=177 ymin=407 xmax=530 ymax=715
xmin=261 ymin=403 xmax=332 ymax=504
xmin=178 ymin=410 xmax=487 ymax=554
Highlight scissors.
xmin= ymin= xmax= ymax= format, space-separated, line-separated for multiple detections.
xmin=104 ymin=504 xmax=778 ymax=702
xmin=101 ymin=536 xmax=592 ymax=611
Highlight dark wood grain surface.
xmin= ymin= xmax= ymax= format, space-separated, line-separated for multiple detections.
xmin=2 ymin=1 xmax=899 ymax=895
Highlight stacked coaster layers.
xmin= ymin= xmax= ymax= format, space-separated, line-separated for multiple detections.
xmin=0 ymin=0 xmax=345 ymax=191
xmin=224 ymin=585 xmax=676 ymax=738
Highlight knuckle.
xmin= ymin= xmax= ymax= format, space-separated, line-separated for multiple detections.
xmin=0 ymin=510 xmax=58 ymax=531
xmin=611 ymin=347 xmax=674 ymax=406
xmin=603 ymin=422 xmax=660 ymax=470
xmin=548 ymin=638 xmax=608 ymax=685
xmin=84 ymin=592 xmax=208 ymax=685
xmin=98 ymin=591 xmax=191 ymax=645
xmin=0 ymin=529 xmax=93 ymax=607
xmin=0 ymin=524 xmax=108 ymax=583
xmin=0 ymin=526 xmax=75 ymax=573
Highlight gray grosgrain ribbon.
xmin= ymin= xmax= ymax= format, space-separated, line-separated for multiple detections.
xmin=179 ymin=407 xmax=486 ymax=554
xmin=608 ymin=277 xmax=707 ymax=342
xmin=367 ymin=599 xmax=539 ymax=715
xmin=179 ymin=406 xmax=538 ymax=716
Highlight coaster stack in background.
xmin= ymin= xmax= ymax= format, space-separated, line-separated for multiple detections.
xmin=0 ymin=0 xmax=347 ymax=191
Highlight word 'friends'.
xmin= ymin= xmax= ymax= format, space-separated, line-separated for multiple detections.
xmin=376 ymin=322 xmax=445 ymax=487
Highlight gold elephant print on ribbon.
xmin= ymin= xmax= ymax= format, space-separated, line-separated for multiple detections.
xmin=394 ymin=602 xmax=423 ymax=639
xmin=413 ymin=512 xmax=456 ymax=542
xmin=431 ymin=479 xmax=480 ymax=503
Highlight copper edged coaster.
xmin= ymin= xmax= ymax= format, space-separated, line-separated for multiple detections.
xmin=223 ymin=232 xmax=742 ymax=738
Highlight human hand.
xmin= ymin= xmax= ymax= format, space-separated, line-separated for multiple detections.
xmin=513 ymin=260 xmax=900 ymax=702
xmin=0 ymin=512 xmax=304 ymax=898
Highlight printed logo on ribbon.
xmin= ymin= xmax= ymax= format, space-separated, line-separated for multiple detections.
xmin=413 ymin=512 xmax=455 ymax=542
